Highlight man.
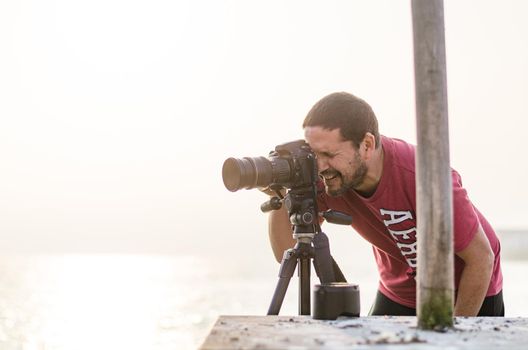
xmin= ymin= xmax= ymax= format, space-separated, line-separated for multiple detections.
xmin=267 ymin=92 xmax=504 ymax=316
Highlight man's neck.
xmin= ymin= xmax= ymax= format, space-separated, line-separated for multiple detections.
xmin=355 ymin=146 xmax=384 ymax=198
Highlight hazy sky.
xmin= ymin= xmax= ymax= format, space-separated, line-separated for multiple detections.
xmin=1 ymin=0 xmax=527 ymax=254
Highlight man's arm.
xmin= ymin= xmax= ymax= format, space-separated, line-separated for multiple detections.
xmin=268 ymin=205 xmax=296 ymax=262
xmin=454 ymin=224 xmax=495 ymax=316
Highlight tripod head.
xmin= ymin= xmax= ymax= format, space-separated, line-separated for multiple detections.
xmin=261 ymin=187 xmax=353 ymax=241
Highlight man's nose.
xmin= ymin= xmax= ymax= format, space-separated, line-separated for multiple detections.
xmin=316 ymin=157 xmax=328 ymax=174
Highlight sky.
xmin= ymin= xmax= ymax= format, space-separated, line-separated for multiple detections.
xmin=0 ymin=0 xmax=527 ymax=254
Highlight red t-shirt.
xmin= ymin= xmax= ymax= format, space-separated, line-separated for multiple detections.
xmin=317 ymin=136 xmax=503 ymax=308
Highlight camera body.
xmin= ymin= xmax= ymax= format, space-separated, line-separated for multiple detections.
xmin=269 ymin=139 xmax=318 ymax=190
xmin=222 ymin=139 xmax=318 ymax=192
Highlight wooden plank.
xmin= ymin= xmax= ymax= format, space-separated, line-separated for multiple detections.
xmin=200 ymin=316 xmax=528 ymax=350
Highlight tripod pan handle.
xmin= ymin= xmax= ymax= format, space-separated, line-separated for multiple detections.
xmin=321 ymin=210 xmax=352 ymax=225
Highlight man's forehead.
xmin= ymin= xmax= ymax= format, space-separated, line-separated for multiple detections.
xmin=304 ymin=126 xmax=342 ymax=138
xmin=303 ymin=126 xmax=348 ymax=150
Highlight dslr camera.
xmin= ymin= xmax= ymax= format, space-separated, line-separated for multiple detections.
xmin=222 ymin=139 xmax=317 ymax=193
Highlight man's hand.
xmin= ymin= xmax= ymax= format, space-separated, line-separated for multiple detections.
xmin=454 ymin=224 xmax=495 ymax=316
xmin=259 ymin=186 xmax=286 ymax=197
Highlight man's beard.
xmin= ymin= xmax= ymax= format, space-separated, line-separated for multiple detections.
xmin=322 ymin=154 xmax=368 ymax=197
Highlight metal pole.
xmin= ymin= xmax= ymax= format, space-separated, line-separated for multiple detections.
xmin=411 ymin=0 xmax=454 ymax=329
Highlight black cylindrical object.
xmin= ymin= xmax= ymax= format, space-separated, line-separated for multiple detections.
xmin=222 ymin=156 xmax=291 ymax=192
xmin=312 ymin=283 xmax=360 ymax=320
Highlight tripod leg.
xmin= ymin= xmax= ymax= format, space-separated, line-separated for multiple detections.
xmin=312 ymin=231 xmax=348 ymax=283
xmin=299 ymin=256 xmax=311 ymax=315
xmin=312 ymin=231 xmax=337 ymax=283
xmin=332 ymin=257 xmax=347 ymax=282
xmin=267 ymin=248 xmax=298 ymax=315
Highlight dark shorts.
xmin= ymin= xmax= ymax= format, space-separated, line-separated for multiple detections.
xmin=369 ymin=290 xmax=505 ymax=316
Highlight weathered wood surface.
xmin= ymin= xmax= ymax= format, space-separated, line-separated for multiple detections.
xmin=200 ymin=315 xmax=528 ymax=350
xmin=412 ymin=0 xmax=454 ymax=328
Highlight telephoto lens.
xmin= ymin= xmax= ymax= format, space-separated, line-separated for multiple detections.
xmin=222 ymin=156 xmax=291 ymax=192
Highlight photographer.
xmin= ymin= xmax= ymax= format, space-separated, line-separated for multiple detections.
xmin=267 ymin=92 xmax=504 ymax=317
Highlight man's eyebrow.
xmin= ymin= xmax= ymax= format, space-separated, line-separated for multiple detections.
xmin=318 ymin=150 xmax=336 ymax=157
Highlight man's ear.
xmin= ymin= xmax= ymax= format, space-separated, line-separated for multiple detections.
xmin=361 ymin=132 xmax=376 ymax=159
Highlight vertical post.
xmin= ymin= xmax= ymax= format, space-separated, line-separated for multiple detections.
xmin=411 ymin=0 xmax=454 ymax=329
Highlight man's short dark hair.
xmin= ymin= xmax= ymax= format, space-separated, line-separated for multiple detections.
xmin=302 ymin=92 xmax=381 ymax=149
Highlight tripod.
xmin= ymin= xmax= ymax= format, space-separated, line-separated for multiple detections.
xmin=264 ymin=186 xmax=351 ymax=315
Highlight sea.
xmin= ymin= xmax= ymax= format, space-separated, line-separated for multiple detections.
xmin=0 ymin=230 xmax=526 ymax=350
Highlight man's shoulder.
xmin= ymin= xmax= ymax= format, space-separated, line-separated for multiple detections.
xmin=382 ymin=135 xmax=415 ymax=151
xmin=382 ymin=136 xmax=416 ymax=173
